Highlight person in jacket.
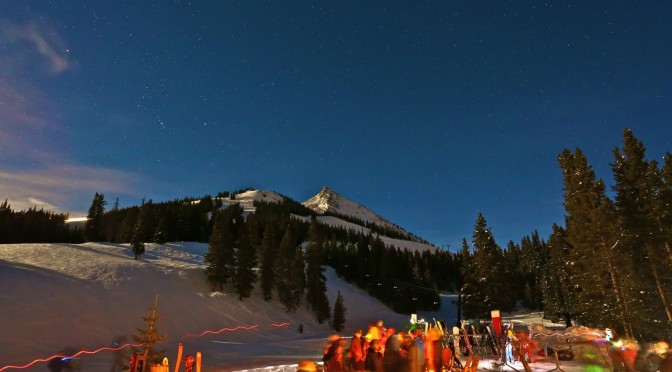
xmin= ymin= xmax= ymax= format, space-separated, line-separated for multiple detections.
xmin=348 ymin=329 xmax=367 ymax=372
xmin=365 ymin=339 xmax=384 ymax=372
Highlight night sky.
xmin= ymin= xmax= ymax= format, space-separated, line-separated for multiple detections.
xmin=2 ymin=1 xmax=671 ymax=250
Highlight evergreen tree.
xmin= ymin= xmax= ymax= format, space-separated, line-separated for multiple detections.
xmin=660 ymin=153 xmax=672 ymax=264
xmin=129 ymin=200 xmax=152 ymax=259
xmin=0 ymin=199 xmax=11 ymax=243
xmin=305 ymin=220 xmax=331 ymax=323
xmin=611 ymin=128 xmax=672 ymax=338
xmin=332 ymin=290 xmax=346 ymax=332
xmin=84 ymin=193 xmax=106 ymax=241
xmin=540 ymin=224 xmax=576 ymax=327
xmin=152 ymin=217 xmax=168 ymax=244
xmin=467 ymin=213 xmax=511 ymax=317
xmin=260 ymin=223 xmax=278 ymax=301
xmin=130 ymin=239 xmax=145 ymax=260
xmin=233 ymin=224 xmax=257 ymax=300
xmin=276 ymin=226 xmax=304 ymax=311
xmin=519 ymin=232 xmax=545 ymax=309
xmin=558 ymin=148 xmax=632 ymax=337
xmin=204 ymin=205 xmax=240 ymax=292
xmin=130 ymin=295 xmax=166 ymax=365
xmin=458 ymin=238 xmax=477 ymax=321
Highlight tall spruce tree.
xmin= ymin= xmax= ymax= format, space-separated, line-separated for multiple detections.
xmin=558 ymin=148 xmax=632 ymax=338
xmin=468 ymin=213 xmax=511 ymax=317
xmin=611 ymin=129 xmax=672 ymax=338
xmin=84 ymin=193 xmax=106 ymax=241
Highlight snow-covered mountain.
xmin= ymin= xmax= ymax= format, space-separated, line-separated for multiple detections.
xmin=302 ymin=187 xmax=397 ymax=231
xmin=206 ymin=188 xmax=438 ymax=253
xmin=301 ymin=187 xmax=438 ymax=253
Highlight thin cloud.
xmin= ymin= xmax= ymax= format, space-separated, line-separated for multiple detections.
xmin=0 ymin=165 xmax=139 ymax=213
xmin=0 ymin=20 xmax=71 ymax=74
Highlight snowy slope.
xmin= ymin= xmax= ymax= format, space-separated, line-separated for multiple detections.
xmin=0 ymin=242 xmax=409 ymax=372
xmin=218 ymin=190 xmax=286 ymax=214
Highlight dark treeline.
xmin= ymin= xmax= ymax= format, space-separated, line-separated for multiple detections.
xmin=0 ymin=200 xmax=82 ymax=243
xmin=2 ymin=128 xmax=670 ymax=341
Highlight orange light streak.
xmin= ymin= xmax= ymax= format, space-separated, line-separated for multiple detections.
xmin=184 ymin=325 xmax=258 ymax=337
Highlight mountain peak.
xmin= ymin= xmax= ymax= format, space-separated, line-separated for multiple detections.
xmin=302 ymin=187 xmax=400 ymax=234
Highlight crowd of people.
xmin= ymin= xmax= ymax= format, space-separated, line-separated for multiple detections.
xmin=321 ymin=320 xmax=456 ymax=372
xmin=314 ymin=320 xmax=672 ymax=372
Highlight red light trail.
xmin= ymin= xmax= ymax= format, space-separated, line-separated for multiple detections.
xmin=0 ymin=343 xmax=143 ymax=371
xmin=1 ymin=323 xmax=291 ymax=371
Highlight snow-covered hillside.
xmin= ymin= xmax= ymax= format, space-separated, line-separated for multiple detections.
xmin=218 ymin=190 xmax=286 ymax=214
xmin=0 ymin=242 xmax=409 ymax=372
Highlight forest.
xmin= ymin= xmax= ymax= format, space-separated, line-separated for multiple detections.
xmin=1 ymin=128 xmax=670 ymax=341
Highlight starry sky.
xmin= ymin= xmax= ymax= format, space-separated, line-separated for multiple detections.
xmin=1 ymin=1 xmax=671 ymax=250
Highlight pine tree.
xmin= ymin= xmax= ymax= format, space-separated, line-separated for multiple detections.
xmin=84 ymin=193 xmax=106 ymax=241
xmin=558 ymin=148 xmax=631 ymax=337
xmin=130 ymin=201 xmax=151 ymax=259
xmin=152 ymin=217 xmax=168 ymax=244
xmin=332 ymin=290 xmax=346 ymax=332
xmin=204 ymin=206 xmax=240 ymax=292
xmin=233 ymin=224 xmax=257 ymax=300
xmin=458 ymin=238 xmax=477 ymax=320
xmin=260 ymin=223 xmax=278 ymax=301
xmin=276 ymin=226 xmax=303 ymax=311
xmin=540 ymin=224 xmax=575 ymax=326
xmin=130 ymin=239 xmax=145 ymax=260
xmin=519 ymin=231 xmax=545 ymax=309
xmin=305 ymin=220 xmax=331 ymax=323
xmin=468 ymin=213 xmax=511 ymax=317
xmin=659 ymin=153 xmax=672 ymax=266
xmin=130 ymin=295 xmax=166 ymax=365
xmin=611 ymin=128 xmax=672 ymax=338
xmin=0 ymin=199 xmax=12 ymax=243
